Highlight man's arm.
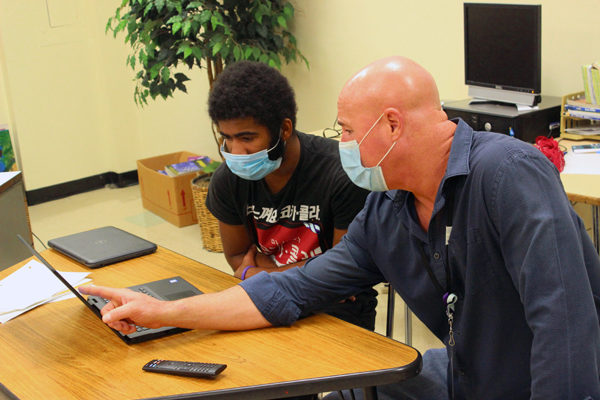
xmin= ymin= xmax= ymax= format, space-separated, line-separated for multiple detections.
xmin=79 ymin=285 xmax=271 ymax=334
xmin=78 ymin=239 xmax=369 ymax=335
xmin=495 ymin=153 xmax=600 ymax=398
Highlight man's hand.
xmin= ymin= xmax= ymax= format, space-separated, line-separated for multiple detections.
xmin=79 ymin=285 xmax=165 ymax=334
xmin=234 ymin=246 xmax=258 ymax=279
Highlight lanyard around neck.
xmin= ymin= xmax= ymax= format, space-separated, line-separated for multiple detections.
xmin=416 ymin=180 xmax=458 ymax=399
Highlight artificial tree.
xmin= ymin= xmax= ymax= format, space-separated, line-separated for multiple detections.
xmin=107 ymin=0 xmax=308 ymax=148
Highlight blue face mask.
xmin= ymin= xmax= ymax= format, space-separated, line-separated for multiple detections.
xmin=221 ymin=135 xmax=283 ymax=181
xmin=339 ymin=113 xmax=397 ymax=191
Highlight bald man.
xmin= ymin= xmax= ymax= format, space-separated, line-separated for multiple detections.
xmin=81 ymin=57 xmax=600 ymax=399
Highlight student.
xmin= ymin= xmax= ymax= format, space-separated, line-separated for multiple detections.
xmin=81 ymin=56 xmax=600 ymax=399
xmin=205 ymin=60 xmax=377 ymax=331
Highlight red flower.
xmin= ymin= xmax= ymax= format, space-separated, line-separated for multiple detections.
xmin=534 ymin=136 xmax=565 ymax=172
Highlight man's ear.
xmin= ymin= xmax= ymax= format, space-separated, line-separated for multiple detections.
xmin=281 ymin=118 xmax=294 ymax=141
xmin=385 ymin=109 xmax=403 ymax=141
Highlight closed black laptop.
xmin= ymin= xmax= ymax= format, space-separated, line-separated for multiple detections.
xmin=48 ymin=226 xmax=157 ymax=268
xmin=18 ymin=235 xmax=203 ymax=344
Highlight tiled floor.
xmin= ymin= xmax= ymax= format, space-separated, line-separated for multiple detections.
xmin=28 ymin=185 xmax=443 ymax=354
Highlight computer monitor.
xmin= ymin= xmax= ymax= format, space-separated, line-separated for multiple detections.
xmin=464 ymin=3 xmax=542 ymax=106
xmin=0 ymin=173 xmax=32 ymax=271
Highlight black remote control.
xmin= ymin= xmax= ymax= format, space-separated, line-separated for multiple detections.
xmin=142 ymin=359 xmax=227 ymax=378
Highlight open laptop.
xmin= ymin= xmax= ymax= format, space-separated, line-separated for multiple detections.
xmin=17 ymin=235 xmax=203 ymax=344
xmin=47 ymin=226 xmax=157 ymax=268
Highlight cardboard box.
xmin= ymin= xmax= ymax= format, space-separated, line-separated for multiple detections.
xmin=137 ymin=151 xmax=201 ymax=228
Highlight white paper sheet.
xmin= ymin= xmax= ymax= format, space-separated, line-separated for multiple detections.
xmin=562 ymin=151 xmax=600 ymax=175
xmin=0 ymin=279 xmax=92 ymax=324
xmin=0 ymin=260 xmax=90 ymax=322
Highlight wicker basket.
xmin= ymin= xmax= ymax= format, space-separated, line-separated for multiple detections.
xmin=191 ymin=173 xmax=223 ymax=252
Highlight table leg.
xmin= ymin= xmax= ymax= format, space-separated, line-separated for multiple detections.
xmin=405 ymin=303 xmax=412 ymax=347
xmin=362 ymin=386 xmax=379 ymax=400
xmin=593 ymin=205 xmax=599 ymax=255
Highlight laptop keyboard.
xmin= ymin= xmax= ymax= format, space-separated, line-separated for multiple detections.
xmin=101 ymin=287 xmax=157 ymax=332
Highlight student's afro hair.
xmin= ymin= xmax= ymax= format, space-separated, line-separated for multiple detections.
xmin=208 ymin=61 xmax=297 ymax=142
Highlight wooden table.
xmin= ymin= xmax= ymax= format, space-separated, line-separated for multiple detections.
xmin=0 ymin=247 xmax=421 ymax=400
xmin=559 ymin=139 xmax=600 ymax=253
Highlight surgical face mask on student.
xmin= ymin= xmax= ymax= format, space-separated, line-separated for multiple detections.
xmin=339 ymin=113 xmax=397 ymax=191
xmin=220 ymin=133 xmax=284 ymax=181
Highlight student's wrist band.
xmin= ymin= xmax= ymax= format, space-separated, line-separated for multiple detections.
xmin=241 ymin=265 xmax=256 ymax=280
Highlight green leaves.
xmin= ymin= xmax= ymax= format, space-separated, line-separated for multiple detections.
xmin=187 ymin=2 xmax=203 ymax=9
xmin=150 ymin=62 xmax=163 ymax=80
xmin=105 ymin=17 xmax=113 ymax=34
xmin=143 ymin=3 xmax=153 ymax=16
xmin=138 ymin=48 xmax=148 ymax=66
xmin=233 ymin=45 xmax=241 ymax=61
xmin=199 ymin=10 xmax=211 ymax=25
xmin=192 ymin=46 xmax=203 ymax=60
xmin=277 ymin=16 xmax=287 ymax=29
xmin=166 ymin=15 xmax=182 ymax=24
xmin=161 ymin=66 xmax=170 ymax=83
xmin=283 ymin=3 xmax=294 ymax=17
xmin=256 ymin=24 xmax=268 ymax=38
xmin=210 ymin=15 xmax=220 ymax=30
xmin=114 ymin=19 xmax=127 ymax=38
xmin=172 ymin=21 xmax=182 ymax=34
xmin=109 ymin=0 xmax=308 ymax=107
xmin=182 ymin=20 xmax=192 ymax=36
xmin=212 ymin=43 xmax=222 ymax=56
xmin=174 ymin=72 xmax=190 ymax=83
xmin=127 ymin=54 xmax=136 ymax=70
xmin=220 ymin=43 xmax=230 ymax=59
xmin=167 ymin=15 xmax=183 ymax=34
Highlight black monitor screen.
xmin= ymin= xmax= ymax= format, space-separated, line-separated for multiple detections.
xmin=464 ymin=3 xmax=541 ymax=94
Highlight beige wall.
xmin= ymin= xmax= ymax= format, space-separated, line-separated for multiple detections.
xmin=0 ymin=0 xmax=218 ymax=191
xmin=0 ymin=0 xmax=598 ymax=191
xmin=285 ymin=0 xmax=600 ymax=133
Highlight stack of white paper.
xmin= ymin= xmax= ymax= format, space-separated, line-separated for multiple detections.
xmin=0 ymin=260 xmax=91 ymax=324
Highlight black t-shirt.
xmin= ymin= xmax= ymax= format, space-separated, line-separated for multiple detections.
xmin=206 ymin=131 xmax=370 ymax=266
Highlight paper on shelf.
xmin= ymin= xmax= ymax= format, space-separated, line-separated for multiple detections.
xmin=564 ymin=127 xmax=600 ymax=135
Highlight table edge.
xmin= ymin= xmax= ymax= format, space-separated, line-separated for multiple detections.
xmin=0 ymin=381 xmax=18 ymax=400
xmin=0 ymin=171 xmax=21 ymax=197
xmin=141 ymin=352 xmax=423 ymax=400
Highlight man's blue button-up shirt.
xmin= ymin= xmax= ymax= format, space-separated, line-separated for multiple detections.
xmin=240 ymin=119 xmax=600 ymax=399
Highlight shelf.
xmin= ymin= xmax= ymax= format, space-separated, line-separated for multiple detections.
xmin=560 ymin=91 xmax=600 ymax=141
